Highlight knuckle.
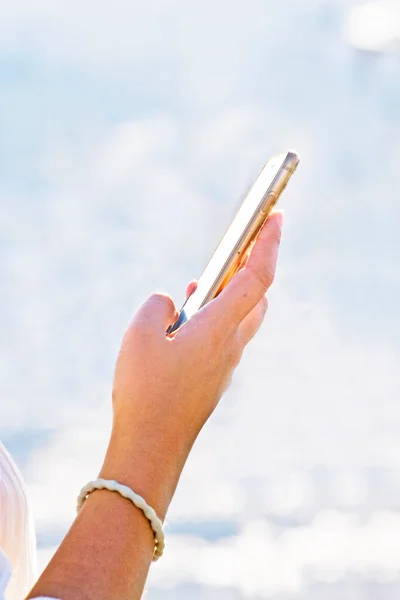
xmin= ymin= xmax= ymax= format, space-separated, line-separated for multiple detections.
xmin=250 ymin=264 xmax=275 ymax=291
xmin=132 ymin=318 xmax=152 ymax=336
xmin=150 ymin=292 xmax=174 ymax=308
xmin=128 ymin=313 xmax=155 ymax=340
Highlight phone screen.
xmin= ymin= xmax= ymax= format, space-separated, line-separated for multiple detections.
xmin=169 ymin=152 xmax=294 ymax=332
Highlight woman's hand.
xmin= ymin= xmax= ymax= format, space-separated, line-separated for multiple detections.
xmin=27 ymin=211 xmax=283 ymax=600
xmin=100 ymin=211 xmax=284 ymax=518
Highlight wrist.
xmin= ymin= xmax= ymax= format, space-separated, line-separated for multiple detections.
xmin=99 ymin=417 xmax=190 ymax=520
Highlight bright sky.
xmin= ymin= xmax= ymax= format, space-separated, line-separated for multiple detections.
xmin=0 ymin=1 xmax=399 ymax=598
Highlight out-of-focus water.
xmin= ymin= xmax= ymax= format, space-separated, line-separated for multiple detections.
xmin=0 ymin=1 xmax=399 ymax=597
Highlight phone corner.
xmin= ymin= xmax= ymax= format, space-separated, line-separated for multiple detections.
xmin=285 ymin=150 xmax=300 ymax=172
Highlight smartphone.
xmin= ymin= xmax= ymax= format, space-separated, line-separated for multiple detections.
xmin=168 ymin=150 xmax=300 ymax=334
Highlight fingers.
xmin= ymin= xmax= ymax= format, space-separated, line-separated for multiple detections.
xmin=133 ymin=293 xmax=179 ymax=334
xmin=210 ymin=210 xmax=283 ymax=328
xmin=185 ymin=280 xmax=198 ymax=299
xmin=237 ymin=295 xmax=268 ymax=346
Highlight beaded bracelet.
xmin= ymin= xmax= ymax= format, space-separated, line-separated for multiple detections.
xmin=77 ymin=478 xmax=165 ymax=560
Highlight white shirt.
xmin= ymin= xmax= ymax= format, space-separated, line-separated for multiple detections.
xmin=0 ymin=548 xmax=59 ymax=600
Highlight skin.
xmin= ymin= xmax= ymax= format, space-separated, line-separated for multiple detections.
xmin=26 ymin=210 xmax=283 ymax=600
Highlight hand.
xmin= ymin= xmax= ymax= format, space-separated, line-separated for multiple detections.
xmin=28 ymin=213 xmax=283 ymax=600
xmin=100 ymin=211 xmax=283 ymax=518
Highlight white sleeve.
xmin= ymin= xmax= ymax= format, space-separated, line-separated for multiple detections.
xmin=0 ymin=550 xmax=10 ymax=600
xmin=0 ymin=548 xmax=61 ymax=600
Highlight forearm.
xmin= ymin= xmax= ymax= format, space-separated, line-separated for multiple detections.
xmin=26 ymin=425 xmax=189 ymax=600
xmin=26 ymin=489 xmax=154 ymax=600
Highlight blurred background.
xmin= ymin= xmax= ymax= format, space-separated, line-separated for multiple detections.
xmin=0 ymin=0 xmax=399 ymax=598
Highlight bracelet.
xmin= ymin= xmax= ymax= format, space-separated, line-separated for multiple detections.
xmin=77 ymin=478 xmax=165 ymax=561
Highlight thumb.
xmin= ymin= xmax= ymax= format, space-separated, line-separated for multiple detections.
xmin=133 ymin=293 xmax=179 ymax=334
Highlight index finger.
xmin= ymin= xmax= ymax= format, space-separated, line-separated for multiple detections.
xmin=210 ymin=210 xmax=284 ymax=327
